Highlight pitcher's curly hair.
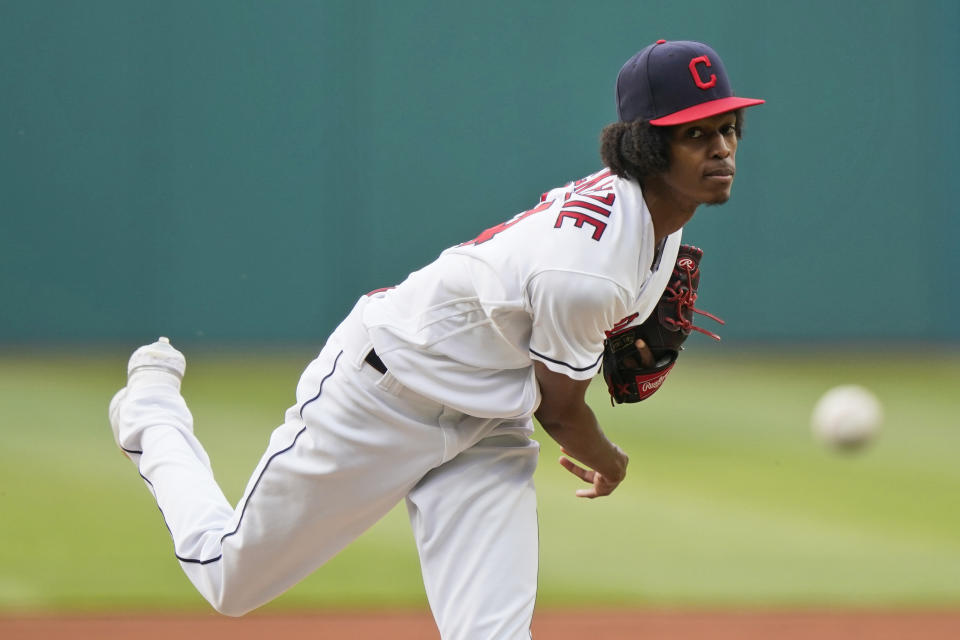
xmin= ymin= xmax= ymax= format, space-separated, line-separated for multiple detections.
xmin=599 ymin=110 xmax=744 ymax=182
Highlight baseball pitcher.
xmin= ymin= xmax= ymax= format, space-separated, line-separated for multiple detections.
xmin=109 ymin=39 xmax=762 ymax=639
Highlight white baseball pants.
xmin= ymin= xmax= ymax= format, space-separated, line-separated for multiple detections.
xmin=126 ymin=303 xmax=539 ymax=639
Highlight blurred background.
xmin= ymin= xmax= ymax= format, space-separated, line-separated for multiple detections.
xmin=1 ymin=0 xmax=958 ymax=618
xmin=4 ymin=0 xmax=959 ymax=344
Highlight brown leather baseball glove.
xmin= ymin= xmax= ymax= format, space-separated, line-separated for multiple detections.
xmin=602 ymin=245 xmax=724 ymax=403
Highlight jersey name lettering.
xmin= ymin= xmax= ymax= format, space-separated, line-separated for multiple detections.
xmin=571 ymin=169 xmax=615 ymax=195
xmin=554 ymin=208 xmax=607 ymax=240
xmin=459 ymin=169 xmax=617 ymax=246
xmin=554 ymin=171 xmax=616 ymax=241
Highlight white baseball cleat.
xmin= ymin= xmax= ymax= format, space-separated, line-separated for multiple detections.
xmin=127 ymin=336 xmax=186 ymax=386
xmin=109 ymin=337 xmax=191 ymax=458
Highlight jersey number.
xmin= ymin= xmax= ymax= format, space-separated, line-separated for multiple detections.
xmin=458 ymin=200 xmax=554 ymax=246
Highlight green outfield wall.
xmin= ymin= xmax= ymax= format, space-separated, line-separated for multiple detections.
xmin=2 ymin=0 xmax=958 ymax=344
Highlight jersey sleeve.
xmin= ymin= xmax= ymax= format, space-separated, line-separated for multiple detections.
xmin=525 ymin=270 xmax=629 ymax=380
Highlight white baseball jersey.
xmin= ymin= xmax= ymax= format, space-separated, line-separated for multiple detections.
xmin=363 ymin=168 xmax=681 ymax=419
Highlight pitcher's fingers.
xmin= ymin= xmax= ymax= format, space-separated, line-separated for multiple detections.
xmin=559 ymin=456 xmax=593 ymax=483
xmin=634 ymin=338 xmax=655 ymax=368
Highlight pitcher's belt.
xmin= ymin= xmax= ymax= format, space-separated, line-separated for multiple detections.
xmin=364 ymin=348 xmax=387 ymax=374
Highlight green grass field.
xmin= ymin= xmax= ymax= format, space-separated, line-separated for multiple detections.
xmin=1 ymin=346 xmax=958 ymax=614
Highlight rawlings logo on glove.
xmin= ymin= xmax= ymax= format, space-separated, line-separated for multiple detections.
xmin=602 ymin=245 xmax=724 ymax=403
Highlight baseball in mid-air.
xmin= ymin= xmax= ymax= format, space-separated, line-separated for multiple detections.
xmin=811 ymin=384 xmax=883 ymax=451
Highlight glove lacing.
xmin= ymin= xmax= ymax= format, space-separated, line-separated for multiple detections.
xmin=662 ymin=262 xmax=725 ymax=341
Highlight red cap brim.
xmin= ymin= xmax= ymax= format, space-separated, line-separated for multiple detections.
xmin=649 ymin=96 xmax=765 ymax=126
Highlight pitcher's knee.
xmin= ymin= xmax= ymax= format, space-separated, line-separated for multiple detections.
xmin=208 ymin=591 xmax=258 ymax=618
xmin=197 ymin=578 xmax=264 ymax=618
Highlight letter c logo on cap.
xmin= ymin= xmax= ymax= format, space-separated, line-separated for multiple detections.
xmin=688 ymin=55 xmax=717 ymax=89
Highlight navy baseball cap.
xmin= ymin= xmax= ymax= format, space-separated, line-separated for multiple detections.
xmin=616 ymin=39 xmax=764 ymax=126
